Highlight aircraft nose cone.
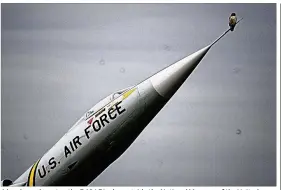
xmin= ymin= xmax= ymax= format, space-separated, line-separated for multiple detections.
xmin=150 ymin=45 xmax=211 ymax=99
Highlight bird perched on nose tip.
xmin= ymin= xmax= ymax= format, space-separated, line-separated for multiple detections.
xmin=229 ymin=13 xmax=237 ymax=31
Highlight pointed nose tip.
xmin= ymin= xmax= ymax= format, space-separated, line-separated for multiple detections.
xmin=150 ymin=45 xmax=211 ymax=99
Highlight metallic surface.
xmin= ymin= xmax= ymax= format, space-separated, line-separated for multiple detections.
xmin=4 ymin=24 xmax=240 ymax=186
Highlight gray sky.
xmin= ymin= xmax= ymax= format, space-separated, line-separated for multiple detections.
xmin=1 ymin=3 xmax=276 ymax=186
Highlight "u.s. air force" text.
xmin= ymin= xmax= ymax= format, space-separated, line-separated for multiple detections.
xmin=37 ymin=101 xmax=126 ymax=178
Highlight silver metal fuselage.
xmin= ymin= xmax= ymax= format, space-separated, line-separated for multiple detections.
xmin=13 ymin=45 xmax=210 ymax=186
xmin=12 ymin=25 xmax=237 ymax=186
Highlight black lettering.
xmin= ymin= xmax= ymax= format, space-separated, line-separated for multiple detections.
xmin=100 ymin=114 xmax=109 ymax=127
xmin=38 ymin=165 xmax=46 ymax=178
xmin=84 ymin=126 xmax=91 ymax=139
xmin=64 ymin=146 xmax=71 ymax=158
xmin=48 ymin=157 xmax=57 ymax=169
xmin=70 ymin=141 xmax=75 ymax=151
xmin=73 ymin=136 xmax=82 ymax=149
xmin=116 ymin=101 xmax=126 ymax=115
xmin=108 ymin=107 xmax=117 ymax=120
xmin=92 ymin=120 xmax=101 ymax=132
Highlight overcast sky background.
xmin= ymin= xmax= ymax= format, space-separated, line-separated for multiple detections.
xmin=1 ymin=3 xmax=276 ymax=186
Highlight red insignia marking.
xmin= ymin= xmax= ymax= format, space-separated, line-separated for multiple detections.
xmin=87 ymin=117 xmax=93 ymax=125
